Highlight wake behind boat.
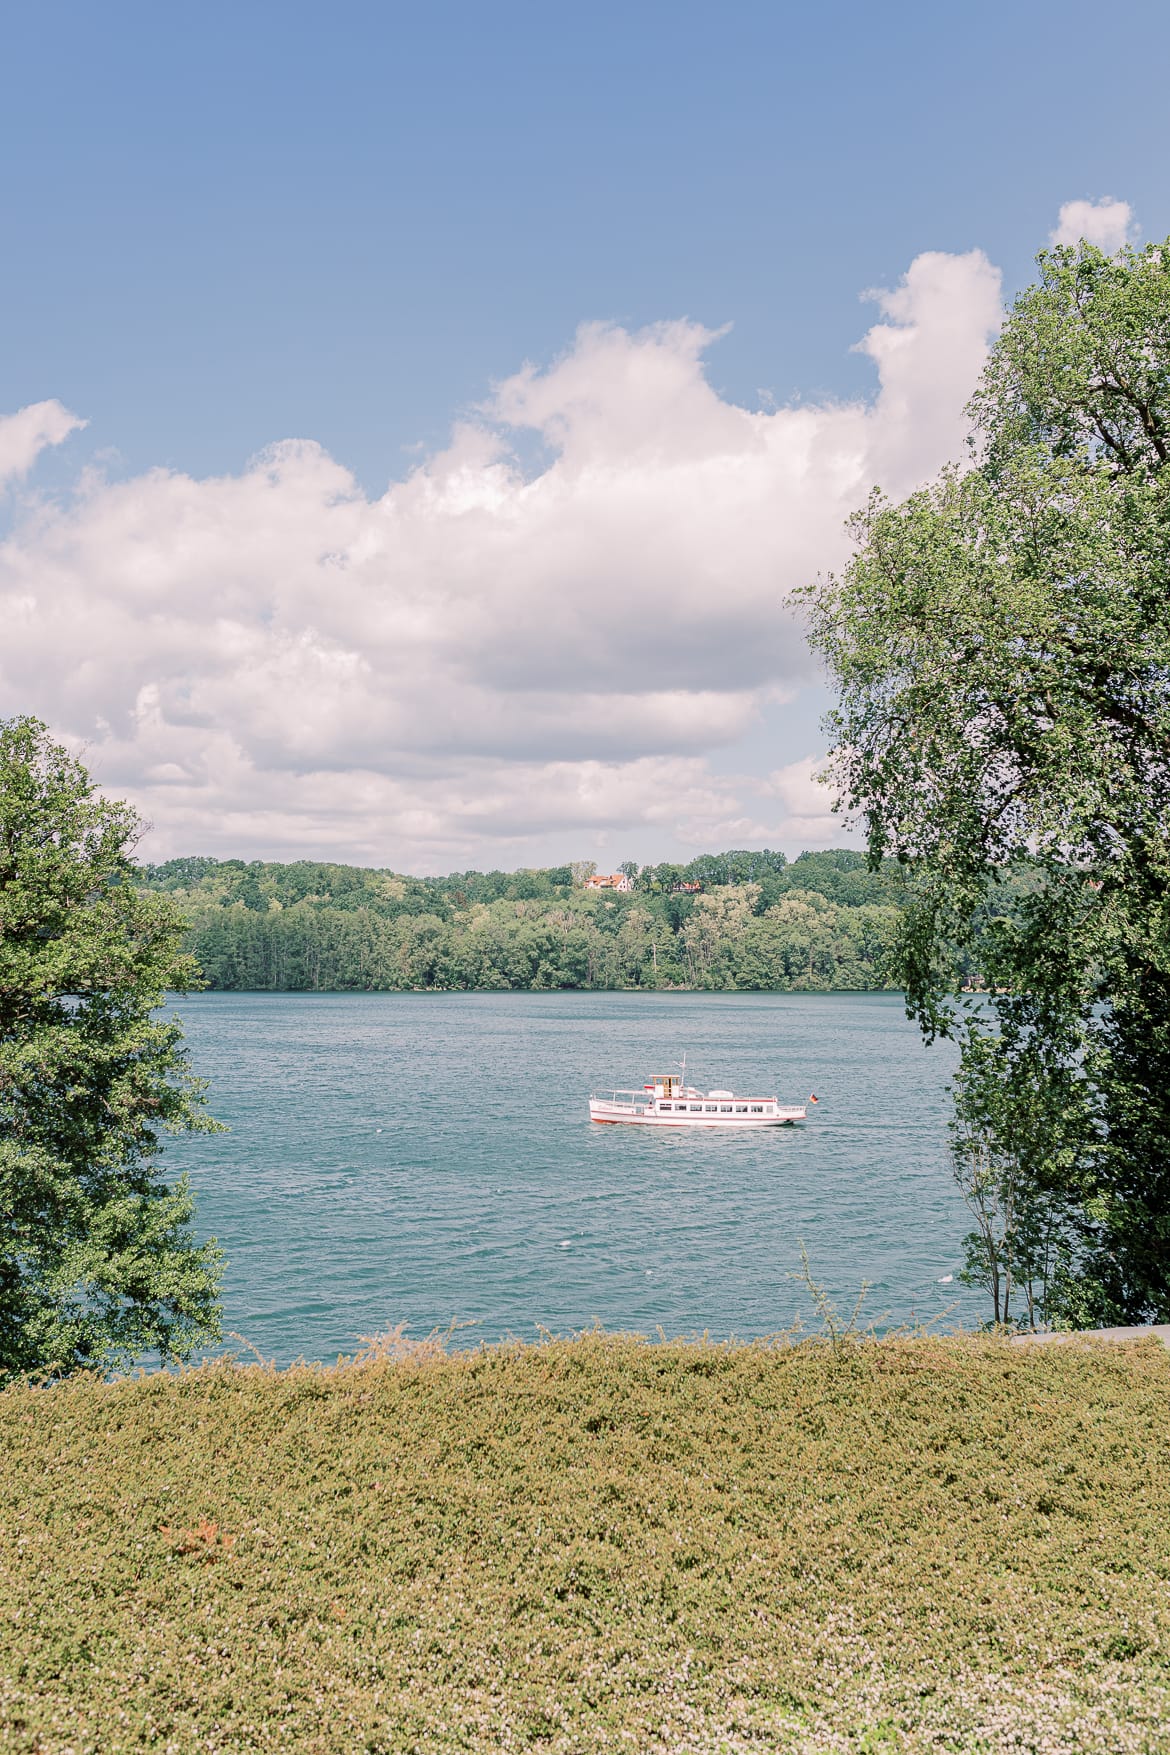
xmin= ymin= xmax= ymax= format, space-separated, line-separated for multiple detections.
xmin=589 ymin=1070 xmax=812 ymax=1128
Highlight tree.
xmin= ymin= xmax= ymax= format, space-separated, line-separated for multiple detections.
xmin=0 ymin=718 xmax=223 ymax=1381
xmin=949 ymin=1034 xmax=1078 ymax=1328
xmin=803 ymin=235 xmax=1170 ymax=1324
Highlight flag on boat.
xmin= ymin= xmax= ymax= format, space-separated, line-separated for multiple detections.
xmin=809 ymin=1092 xmax=819 ymax=1103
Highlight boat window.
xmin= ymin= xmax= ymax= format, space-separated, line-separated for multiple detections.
xmin=735 ymin=1105 xmax=748 ymax=1113
xmin=660 ymin=1102 xmax=673 ymax=1111
xmin=750 ymin=1105 xmax=763 ymax=1113
xmin=704 ymin=1104 xmax=717 ymax=1112
xmin=719 ymin=1104 xmax=732 ymax=1112
xmin=689 ymin=1103 xmax=703 ymax=1112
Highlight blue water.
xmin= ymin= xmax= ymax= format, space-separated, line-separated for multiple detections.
xmin=166 ymin=990 xmax=979 ymax=1364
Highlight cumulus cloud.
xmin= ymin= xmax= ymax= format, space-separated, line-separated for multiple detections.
xmin=1050 ymin=197 xmax=1136 ymax=253
xmin=762 ymin=755 xmax=840 ymax=850
xmin=0 ymin=399 xmax=85 ymax=485
xmin=0 ymin=242 xmax=1006 ymax=869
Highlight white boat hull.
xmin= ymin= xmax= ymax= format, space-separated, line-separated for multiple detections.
xmin=589 ymin=1099 xmax=806 ymax=1127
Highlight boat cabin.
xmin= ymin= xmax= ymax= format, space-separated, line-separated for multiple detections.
xmin=649 ymin=1074 xmax=683 ymax=1098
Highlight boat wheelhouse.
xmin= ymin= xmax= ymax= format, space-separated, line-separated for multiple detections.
xmin=589 ymin=1072 xmax=808 ymax=1128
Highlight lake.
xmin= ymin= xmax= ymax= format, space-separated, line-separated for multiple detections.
xmin=167 ymin=990 xmax=981 ymax=1364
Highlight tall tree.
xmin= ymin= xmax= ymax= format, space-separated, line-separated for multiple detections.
xmin=0 ymin=718 xmax=223 ymax=1381
xmin=803 ymin=236 xmax=1170 ymax=1324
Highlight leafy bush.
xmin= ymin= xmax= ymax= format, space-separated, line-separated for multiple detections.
xmin=3 ymin=1332 xmax=1168 ymax=1751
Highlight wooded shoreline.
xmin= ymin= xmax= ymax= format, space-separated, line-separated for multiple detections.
xmin=142 ymin=848 xmax=919 ymax=994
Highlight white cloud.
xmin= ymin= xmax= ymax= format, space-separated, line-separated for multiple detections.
xmin=857 ymin=250 xmax=1002 ymax=489
xmin=1050 ymin=197 xmax=1136 ymax=253
xmin=0 ymin=243 xmax=1005 ymax=870
xmin=0 ymin=399 xmax=86 ymax=485
xmin=762 ymin=754 xmax=840 ymax=849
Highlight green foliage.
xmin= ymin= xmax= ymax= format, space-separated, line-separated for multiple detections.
xmin=0 ymin=718 xmax=223 ymax=1382
xmin=973 ymin=235 xmax=1170 ymax=473
xmin=950 ymin=1034 xmax=1081 ymax=1328
xmin=138 ymin=852 xmax=909 ymax=993
xmin=804 ymin=234 xmax=1170 ymax=1325
xmin=2 ymin=1333 xmax=1169 ymax=1751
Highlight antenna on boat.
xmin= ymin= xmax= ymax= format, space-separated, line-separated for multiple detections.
xmin=677 ymin=1051 xmax=687 ymax=1090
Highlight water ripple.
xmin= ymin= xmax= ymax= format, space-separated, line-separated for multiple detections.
xmin=166 ymin=990 xmax=976 ymax=1363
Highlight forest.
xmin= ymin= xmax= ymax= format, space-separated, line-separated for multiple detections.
xmin=139 ymin=849 xmax=915 ymax=993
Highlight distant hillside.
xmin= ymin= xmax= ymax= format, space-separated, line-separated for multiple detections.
xmin=139 ymin=848 xmax=914 ymax=992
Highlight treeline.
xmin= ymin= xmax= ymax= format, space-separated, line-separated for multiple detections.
xmin=140 ymin=849 xmax=914 ymax=992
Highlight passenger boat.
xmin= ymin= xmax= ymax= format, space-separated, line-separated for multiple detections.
xmin=589 ymin=1068 xmax=810 ymax=1128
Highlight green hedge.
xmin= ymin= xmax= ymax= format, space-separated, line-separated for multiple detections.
xmin=3 ymin=1332 xmax=1168 ymax=1751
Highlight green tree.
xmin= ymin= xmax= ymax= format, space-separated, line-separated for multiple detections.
xmin=803 ymin=235 xmax=1170 ymax=1323
xmin=0 ymin=718 xmax=223 ymax=1381
xmin=949 ymin=1034 xmax=1079 ymax=1328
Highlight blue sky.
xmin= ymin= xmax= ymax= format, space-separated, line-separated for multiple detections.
xmin=2 ymin=1 xmax=1167 ymax=870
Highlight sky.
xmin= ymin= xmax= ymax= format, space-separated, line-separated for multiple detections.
xmin=2 ymin=0 xmax=1168 ymax=873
